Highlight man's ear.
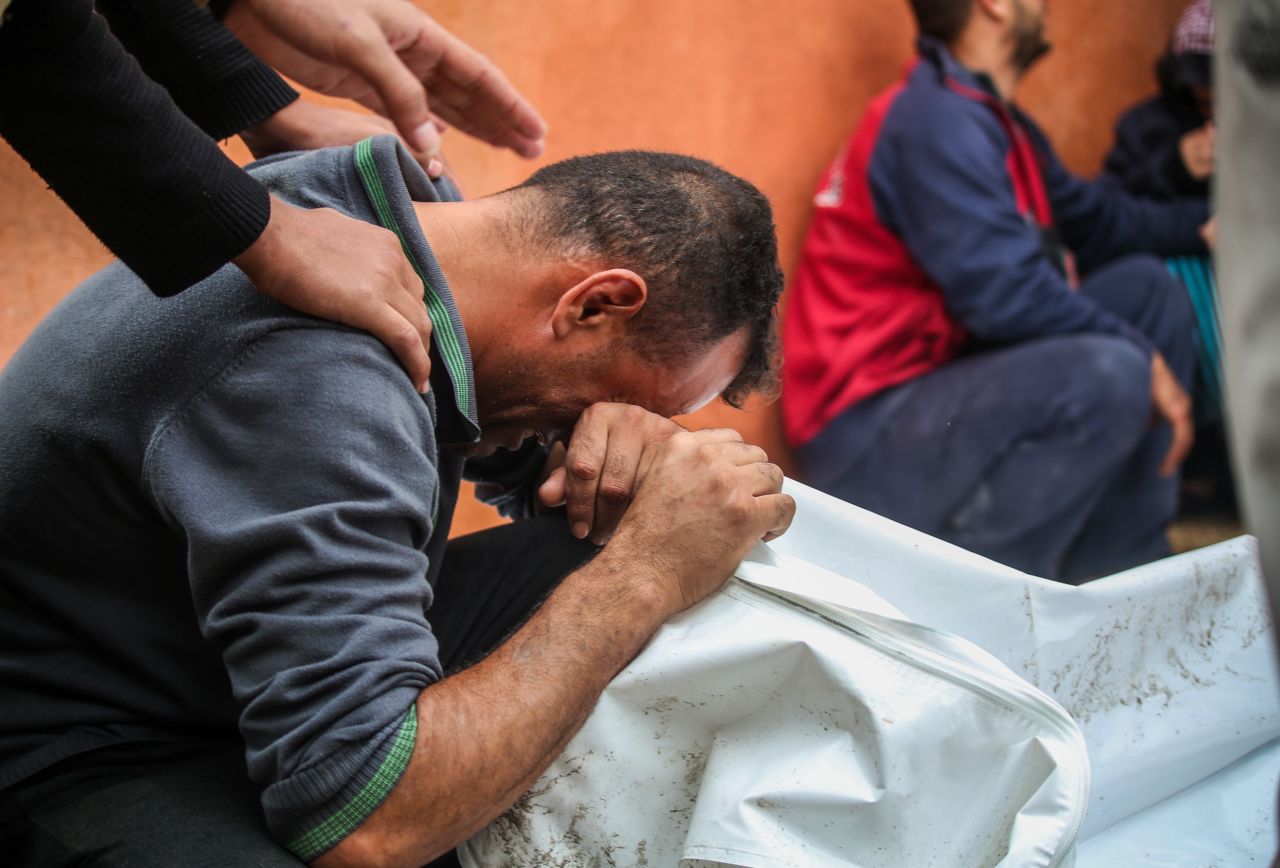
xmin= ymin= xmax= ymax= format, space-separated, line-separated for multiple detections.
xmin=550 ymin=269 xmax=648 ymax=339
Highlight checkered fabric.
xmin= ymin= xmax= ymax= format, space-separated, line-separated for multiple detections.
xmin=1173 ymin=0 xmax=1216 ymax=56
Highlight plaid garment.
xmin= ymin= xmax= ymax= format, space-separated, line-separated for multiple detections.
xmin=1174 ymin=0 xmax=1216 ymax=56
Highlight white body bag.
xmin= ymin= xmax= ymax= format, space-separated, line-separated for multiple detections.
xmin=461 ymin=481 xmax=1278 ymax=867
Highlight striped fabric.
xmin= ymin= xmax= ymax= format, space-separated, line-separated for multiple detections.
xmin=1166 ymin=254 xmax=1223 ymax=422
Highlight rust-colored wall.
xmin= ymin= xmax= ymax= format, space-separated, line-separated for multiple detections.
xmin=0 ymin=0 xmax=1188 ymax=534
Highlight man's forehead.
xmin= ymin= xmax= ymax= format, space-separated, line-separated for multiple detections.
xmin=665 ymin=328 xmax=752 ymax=415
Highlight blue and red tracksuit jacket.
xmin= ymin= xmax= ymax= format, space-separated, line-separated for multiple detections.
xmin=782 ymin=36 xmax=1208 ymax=447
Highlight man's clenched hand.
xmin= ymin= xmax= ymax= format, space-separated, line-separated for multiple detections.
xmin=234 ymin=197 xmax=434 ymax=392
xmin=603 ymin=427 xmax=795 ymax=619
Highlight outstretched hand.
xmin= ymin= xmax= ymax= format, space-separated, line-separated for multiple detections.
xmin=225 ymin=0 xmax=547 ymax=159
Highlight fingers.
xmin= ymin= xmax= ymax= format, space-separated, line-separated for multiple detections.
xmin=742 ymin=459 xmax=785 ymax=497
xmin=559 ymin=406 xmax=687 ymax=539
xmin=683 ymin=427 xmax=746 ymax=446
xmin=589 ymin=424 xmax=647 ymax=543
xmin=537 ymin=443 xmax=568 ymax=509
xmin=722 ymin=441 xmax=769 ymax=467
xmin=339 ymin=22 xmax=437 ymax=154
xmin=381 ymin=273 xmax=434 ymax=393
xmin=1150 ymin=354 xmax=1194 ymax=477
xmin=1160 ymin=406 xmax=1195 ymax=477
xmin=725 ymin=454 xmax=787 ymax=538
xmin=427 ymin=71 xmax=547 ymax=158
xmin=417 ymin=27 xmax=548 ymax=157
xmin=236 ymin=203 xmax=434 ymax=392
xmin=350 ymin=236 xmax=432 ymax=392
xmin=562 ymin=414 xmax=608 ymax=540
xmin=759 ymin=493 xmax=797 ymax=543
xmin=357 ymin=300 xmax=432 ymax=393
xmin=557 ymin=413 xmax=778 ymax=548
xmin=717 ymin=442 xmax=787 ymax=540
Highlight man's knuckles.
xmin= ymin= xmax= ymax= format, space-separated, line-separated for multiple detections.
xmin=721 ymin=490 xmax=757 ymax=526
xmin=387 ymin=318 xmax=422 ymax=352
xmin=568 ymin=457 xmax=599 ymax=484
xmin=597 ymin=482 xmax=630 ymax=506
xmin=757 ymin=462 xmax=784 ymax=489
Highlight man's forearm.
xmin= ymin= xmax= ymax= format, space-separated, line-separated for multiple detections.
xmin=316 ymin=544 xmax=667 ymax=867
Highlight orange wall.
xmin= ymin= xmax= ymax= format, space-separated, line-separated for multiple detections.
xmin=0 ymin=0 xmax=1187 ymax=534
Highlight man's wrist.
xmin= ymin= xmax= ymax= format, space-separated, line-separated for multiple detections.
xmin=568 ymin=539 xmax=674 ymax=635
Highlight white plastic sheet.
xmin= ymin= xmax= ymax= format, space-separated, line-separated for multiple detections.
xmin=462 ymin=481 xmax=1279 ymax=866
xmin=768 ymin=482 xmax=1280 ymax=842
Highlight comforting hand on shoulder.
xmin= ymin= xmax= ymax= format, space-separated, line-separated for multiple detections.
xmin=233 ymin=197 xmax=435 ymax=393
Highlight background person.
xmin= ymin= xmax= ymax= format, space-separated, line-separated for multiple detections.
xmin=1103 ymin=0 xmax=1216 ymax=202
xmin=784 ymin=0 xmax=1211 ymax=581
xmin=1103 ymin=0 xmax=1234 ymax=526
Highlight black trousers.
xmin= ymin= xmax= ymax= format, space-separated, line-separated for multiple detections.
xmin=0 ymin=516 xmax=596 ymax=867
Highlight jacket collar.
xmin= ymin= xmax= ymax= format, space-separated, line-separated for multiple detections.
xmin=916 ymin=35 xmax=1005 ymax=103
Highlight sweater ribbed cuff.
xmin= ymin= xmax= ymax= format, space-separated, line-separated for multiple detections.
xmin=129 ymin=159 xmax=270 ymax=297
xmin=134 ymin=0 xmax=299 ymax=139
xmin=195 ymin=63 xmax=299 ymax=141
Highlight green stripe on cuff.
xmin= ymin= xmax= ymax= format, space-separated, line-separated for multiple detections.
xmin=353 ymin=138 xmax=479 ymax=440
xmin=287 ymin=705 xmax=419 ymax=861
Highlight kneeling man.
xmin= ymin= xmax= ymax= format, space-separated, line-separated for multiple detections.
xmin=0 ymin=136 xmax=792 ymax=867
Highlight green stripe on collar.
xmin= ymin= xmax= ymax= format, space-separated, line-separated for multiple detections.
xmin=287 ymin=705 xmax=418 ymax=861
xmin=353 ymin=138 xmax=480 ymax=441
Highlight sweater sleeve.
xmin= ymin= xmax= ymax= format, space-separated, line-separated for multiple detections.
xmin=870 ymin=108 xmax=1154 ymax=354
xmin=94 ymin=0 xmax=298 ymax=140
xmin=0 ymin=0 xmax=272 ymax=295
xmin=143 ymin=327 xmax=443 ymax=860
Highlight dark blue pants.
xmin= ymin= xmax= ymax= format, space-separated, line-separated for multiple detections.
xmin=797 ymin=254 xmax=1197 ymax=582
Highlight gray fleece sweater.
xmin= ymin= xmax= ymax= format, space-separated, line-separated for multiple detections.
xmin=0 ymin=135 xmax=540 ymax=860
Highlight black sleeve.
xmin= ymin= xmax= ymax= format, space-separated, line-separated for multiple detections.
xmin=94 ymin=0 xmax=298 ymax=140
xmin=1101 ymin=102 xmax=1207 ymax=202
xmin=0 ymin=0 xmax=277 ymax=295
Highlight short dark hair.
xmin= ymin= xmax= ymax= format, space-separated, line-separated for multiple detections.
xmin=512 ymin=151 xmax=783 ymax=408
xmin=908 ymin=0 xmax=974 ymax=44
